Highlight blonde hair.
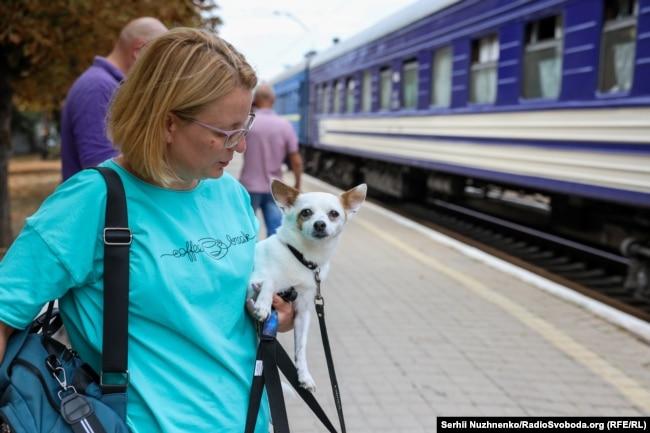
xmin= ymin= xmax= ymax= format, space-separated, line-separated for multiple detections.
xmin=108 ymin=27 xmax=257 ymax=186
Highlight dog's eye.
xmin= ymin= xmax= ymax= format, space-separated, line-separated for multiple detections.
xmin=299 ymin=209 xmax=313 ymax=218
xmin=328 ymin=210 xmax=339 ymax=219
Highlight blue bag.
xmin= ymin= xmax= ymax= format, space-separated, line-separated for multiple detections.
xmin=0 ymin=311 xmax=129 ymax=433
xmin=0 ymin=167 xmax=131 ymax=433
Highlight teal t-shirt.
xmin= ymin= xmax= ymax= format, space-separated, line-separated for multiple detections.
xmin=0 ymin=160 xmax=269 ymax=432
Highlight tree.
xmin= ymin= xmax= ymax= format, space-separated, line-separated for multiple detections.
xmin=0 ymin=0 xmax=222 ymax=247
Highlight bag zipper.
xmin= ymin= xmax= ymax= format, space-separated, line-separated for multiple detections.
xmin=9 ymin=358 xmax=60 ymax=412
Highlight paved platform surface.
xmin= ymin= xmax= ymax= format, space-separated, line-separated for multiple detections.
xmin=228 ymin=155 xmax=650 ymax=432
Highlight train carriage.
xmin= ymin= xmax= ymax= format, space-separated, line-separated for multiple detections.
xmin=271 ymin=0 xmax=650 ymax=298
xmin=269 ymin=62 xmax=310 ymax=144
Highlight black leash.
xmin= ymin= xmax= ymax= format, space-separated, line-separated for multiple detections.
xmin=245 ymin=311 xmax=290 ymax=433
xmin=312 ymin=269 xmax=347 ymax=433
xmin=244 ymin=310 xmax=339 ymax=433
xmin=274 ymin=343 xmax=338 ymax=433
xmin=287 ymin=244 xmax=347 ymax=433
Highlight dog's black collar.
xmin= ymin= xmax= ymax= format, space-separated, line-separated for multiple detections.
xmin=286 ymin=244 xmax=318 ymax=270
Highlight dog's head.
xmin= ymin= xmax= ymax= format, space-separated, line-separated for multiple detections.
xmin=271 ymin=180 xmax=367 ymax=241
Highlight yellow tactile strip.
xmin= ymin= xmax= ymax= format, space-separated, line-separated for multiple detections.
xmin=357 ymin=218 xmax=650 ymax=413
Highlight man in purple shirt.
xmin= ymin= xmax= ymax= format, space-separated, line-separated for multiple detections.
xmin=240 ymin=84 xmax=304 ymax=236
xmin=60 ymin=17 xmax=167 ymax=180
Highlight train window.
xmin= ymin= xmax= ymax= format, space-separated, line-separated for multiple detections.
xmin=470 ymin=34 xmax=499 ymax=104
xmin=402 ymin=60 xmax=419 ymax=109
xmin=522 ymin=15 xmax=563 ymax=99
xmin=323 ymin=84 xmax=331 ymax=113
xmin=431 ymin=46 xmax=452 ymax=107
xmin=599 ymin=0 xmax=637 ymax=93
xmin=316 ymin=85 xmax=324 ymax=113
xmin=346 ymin=78 xmax=355 ymax=113
xmin=380 ymin=67 xmax=392 ymax=110
xmin=361 ymin=70 xmax=372 ymax=112
xmin=277 ymin=95 xmax=285 ymax=114
xmin=333 ymin=80 xmax=343 ymax=113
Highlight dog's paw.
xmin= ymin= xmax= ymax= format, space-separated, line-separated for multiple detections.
xmin=247 ymin=281 xmax=263 ymax=299
xmin=252 ymin=301 xmax=271 ymax=322
xmin=298 ymin=371 xmax=316 ymax=393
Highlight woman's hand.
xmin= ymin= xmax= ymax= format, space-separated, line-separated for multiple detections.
xmin=273 ymin=294 xmax=295 ymax=333
xmin=245 ymin=289 xmax=295 ymax=333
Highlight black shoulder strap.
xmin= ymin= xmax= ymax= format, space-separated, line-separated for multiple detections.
xmin=93 ymin=167 xmax=131 ymax=394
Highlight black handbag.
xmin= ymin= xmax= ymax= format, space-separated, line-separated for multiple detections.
xmin=0 ymin=167 xmax=131 ymax=433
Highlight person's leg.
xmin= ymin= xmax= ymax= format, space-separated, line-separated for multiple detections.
xmin=249 ymin=192 xmax=262 ymax=212
xmin=261 ymin=193 xmax=283 ymax=236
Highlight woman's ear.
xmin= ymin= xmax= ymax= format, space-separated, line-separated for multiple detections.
xmin=165 ymin=113 xmax=176 ymax=144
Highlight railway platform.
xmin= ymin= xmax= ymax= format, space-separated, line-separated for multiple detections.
xmin=226 ymin=157 xmax=650 ymax=432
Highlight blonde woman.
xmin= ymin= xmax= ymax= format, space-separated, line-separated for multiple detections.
xmin=0 ymin=28 xmax=292 ymax=432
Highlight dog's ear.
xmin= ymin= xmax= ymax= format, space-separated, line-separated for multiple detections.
xmin=340 ymin=183 xmax=367 ymax=216
xmin=271 ymin=179 xmax=300 ymax=210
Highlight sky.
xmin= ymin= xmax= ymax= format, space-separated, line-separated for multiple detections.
xmin=214 ymin=0 xmax=419 ymax=81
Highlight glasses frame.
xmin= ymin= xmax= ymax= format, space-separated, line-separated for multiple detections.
xmin=180 ymin=113 xmax=256 ymax=149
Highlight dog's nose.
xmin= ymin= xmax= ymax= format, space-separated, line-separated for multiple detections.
xmin=313 ymin=221 xmax=326 ymax=232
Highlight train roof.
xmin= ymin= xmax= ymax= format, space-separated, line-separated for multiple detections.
xmin=268 ymin=60 xmax=308 ymax=85
xmin=311 ymin=0 xmax=462 ymax=68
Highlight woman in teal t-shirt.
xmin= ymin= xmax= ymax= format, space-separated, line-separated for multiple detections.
xmin=0 ymin=28 xmax=293 ymax=432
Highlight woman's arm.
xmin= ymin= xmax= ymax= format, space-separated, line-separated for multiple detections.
xmin=0 ymin=321 xmax=15 ymax=363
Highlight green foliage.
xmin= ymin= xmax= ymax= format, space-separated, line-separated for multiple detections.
xmin=0 ymin=0 xmax=222 ymax=110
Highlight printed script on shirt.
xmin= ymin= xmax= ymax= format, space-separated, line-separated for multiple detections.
xmin=160 ymin=232 xmax=256 ymax=263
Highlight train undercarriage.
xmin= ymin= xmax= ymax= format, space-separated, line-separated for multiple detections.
xmin=301 ymin=146 xmax=650 ymax=302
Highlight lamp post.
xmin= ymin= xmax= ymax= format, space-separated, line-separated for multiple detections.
xmin=272 ymin=10 xmax=310 ymax=32
xmin=272 ymin=9 xmax=319 ymax=53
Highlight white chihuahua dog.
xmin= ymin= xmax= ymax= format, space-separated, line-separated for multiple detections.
xmin=248 ymin=179 xmax=367 ymax=391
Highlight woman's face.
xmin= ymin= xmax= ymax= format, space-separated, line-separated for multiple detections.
xmin=166 ymin=87 xmax=253 ymax=188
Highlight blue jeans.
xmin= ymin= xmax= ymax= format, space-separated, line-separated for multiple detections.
xmin=249 ymin=192 xmax=283 ymax=236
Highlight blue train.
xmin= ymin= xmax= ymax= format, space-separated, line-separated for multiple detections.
xmin=270 ymin=0 xmax=650 ymax=290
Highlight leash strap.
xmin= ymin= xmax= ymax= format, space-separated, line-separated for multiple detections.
xmin=274 ymin=342 xmax=338 ymax=433
xmin=262 ymin=339 xmax=291 ymax=433
xmin=245 ymin=314 xmax=339 ymax=433
xmin=245 ymin=312 xmax=290 ymax=433
xmin=315 ymin=295 xmax=347 ymax=433
xmin=244 ymin=344 xmax=265 ymax=433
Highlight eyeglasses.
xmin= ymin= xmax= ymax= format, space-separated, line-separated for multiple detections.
xmin=182 ymin=113 xmax=256 ymax=149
